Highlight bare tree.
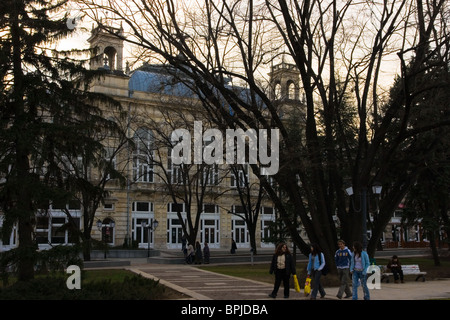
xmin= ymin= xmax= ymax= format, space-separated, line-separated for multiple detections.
xmin=81 ymin=0 xmax=450 ymax=267
xmin=227 ymin=164 xmax=268 ymax=255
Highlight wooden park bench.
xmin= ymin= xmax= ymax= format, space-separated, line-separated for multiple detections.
xmin=380 ymin=264 xmax=427 ymax=283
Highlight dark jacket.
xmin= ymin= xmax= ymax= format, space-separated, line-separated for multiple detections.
xmin=387 ymin=259 xmax=402 ymax=272
xmin=270 ymin=253 xmax=296 ymax=276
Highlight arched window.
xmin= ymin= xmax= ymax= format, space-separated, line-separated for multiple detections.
xmin=274 ymin=82 xmax=281 ymax=100
xmin=133 ymin=127 xmax=154 ymax=182
xmin=287 ymin=81 xmax=297 ymax=100
xmin=104 ymin=46 xmax=117 ymax=70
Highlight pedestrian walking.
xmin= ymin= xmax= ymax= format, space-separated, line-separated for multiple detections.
xmin=350 ymin=241 xmax=370 ymax=300
xmin=269 ymin=242 xmax=297 ymax=299
xmin=203 ymin=242 xmax=210 ymax=264
xmin=306 ymin=243 xmax=326 ymax=299
xmin=194 ymin=241 xmax=203 ymax=264
xmin=335 ymin=239 xmax=352 ymax=299
xmin=181 ymin=234 xmax=187 ymax=258
xmin=231 ymin=239 xmax=237 ymax=254
xmin=387 ymin=255 xmax=404 ymax=283
xmin=185 ymin=242 xmax=194 ymax=264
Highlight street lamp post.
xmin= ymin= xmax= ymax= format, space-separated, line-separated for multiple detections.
xmin=142 ymin=219 xmax=159 ymax=257
xmin=345 ymin=183 xmax=382 ymax=250
xmin=97 ymin=219 xmax=115 ymax=259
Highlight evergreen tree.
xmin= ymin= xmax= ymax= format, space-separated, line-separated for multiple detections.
xmin=0 ymin=0 xmax=125 ymax=280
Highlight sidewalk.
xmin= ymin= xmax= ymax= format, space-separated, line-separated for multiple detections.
xmin=125 ymin=260 xmax=450 ymax=300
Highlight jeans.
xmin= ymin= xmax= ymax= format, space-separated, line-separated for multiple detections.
xmin=311 ymin=270 xmax=326 ymax=299
xmin=393 ymin=269 xmax=404 ymax=282
xmin=352 ymin=270 xmax=370 ymax=300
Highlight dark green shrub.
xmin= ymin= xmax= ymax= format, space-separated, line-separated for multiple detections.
xmin=0 ymin=274 xmax=167 ymax=300
xmin=36 ymin=245 xmax=83 ymax=274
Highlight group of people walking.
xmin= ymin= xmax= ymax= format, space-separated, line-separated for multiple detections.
xmin=182 ymin=237 xmax=210 ymax=264
xmin=269 ymin=239 xmax=381 ymax=300
xmin=180 ymin=236 xmax=404 ymax=300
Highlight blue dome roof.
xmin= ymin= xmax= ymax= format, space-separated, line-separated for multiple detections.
xmin=128 ymin=67 xmax=196 ymax=98
xmin=127 ymin=65 xmax=267 ymax=115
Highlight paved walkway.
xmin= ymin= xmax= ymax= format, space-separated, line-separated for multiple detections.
xmin=126 ymin=261 xmax=450 ymax=300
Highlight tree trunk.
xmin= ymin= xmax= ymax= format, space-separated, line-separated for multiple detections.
xmin=248 ymin=222 xmax=258 ymax=255
xmin=17 ymin=217 xmax=35 ymax=281
xmin=429 ymin=231 xmax=440 ymax=267
xmin=83 ymin=235 xmax=92 ymax=261
xmin=11 ymin=1 xmax=35 ymax=281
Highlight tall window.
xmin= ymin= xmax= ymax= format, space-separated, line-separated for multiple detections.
xmin=202 ymin=135 xmax=219 ymax=185
xmin=231 ymin=164 xmax=248 ymax=188
xmin=287 ymin=81 xmax=297 ymax=100
xmin=200 ymin=204 xmax=220 ymax=248
xmin=168 ymin=153 xmax=184 ymax=184
xmin=100 ymin=217 xmax=115 ymax=244
xmin=274 ymin=82 xmax=281 ymax=100
xmin=203 ymin=164 xmax=219 ymax=186
xmin=132 ymin=201 xmax=155 ymax=248
xmin=261 ymin=206 xmax=275 ymax=247
xmin=133 ymin=127 xmax=154 ymax=182
xmin=167 ymin=202 xmax=186 ymax=249
xmin=105 ymin=146 xmax=117 ymax=180
xmin=35 ymin=201 xmax=81 ymax=247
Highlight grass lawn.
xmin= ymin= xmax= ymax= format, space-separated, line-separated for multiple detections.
xmin=199 ymin=262 xmax=343 ymax=287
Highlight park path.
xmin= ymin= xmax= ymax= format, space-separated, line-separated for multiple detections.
xmin=127 ymin=263 xmax=450 ymax=300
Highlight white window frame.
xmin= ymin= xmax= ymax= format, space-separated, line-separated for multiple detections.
xmin=35 ymin=202 xmax=82 ymax=249
xmin=167 ymin=202 xmax=186 ymax=249
xmin=231 ymin=164 xmax=248 ymax=188
xmin=200 ymin=204 xmax=220 ymax=248
xmin=260 ymin=206 xmax=275 ymax=248
xmin=132 ymin=201 xmax=155 ymax=248
xmin=133 ymin=128 xmax=154 ymax=183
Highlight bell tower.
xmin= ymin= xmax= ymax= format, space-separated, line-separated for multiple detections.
xmin=87 ymin=23 xmax=124 ymax=72
xmin=269 ymin=61 xmax=301 ymax=101
xmin=269 ymin=58 xmax=306 ymax=120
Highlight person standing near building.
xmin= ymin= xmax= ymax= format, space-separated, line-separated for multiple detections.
xmin=186 ymin=242 xmax=194 ymax=264
xmin=307 ymin=243 xmax=326 ymax=299
xmin=269 ymin=242 xmax=297 ymax=299
xmin=181 ymin=234 xmax=187 ymax=258
xmin=203 ymin=242 xmax=210 ymax=264
xmin=335 ymin=239 xmax=352 ymax=299
xmin=231 ymin=239 xmax=237 ymax=254
xmin=350 ymin=241 xmax=371 ymax=300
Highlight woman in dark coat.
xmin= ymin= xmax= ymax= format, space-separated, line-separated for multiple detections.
xmin=269 ymin=242 xmax=297 ymax=299
xmin=203 ymin=242 xmax=210 ymax=264
xmin=194 ymin=241 xmax=203 ymax=264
